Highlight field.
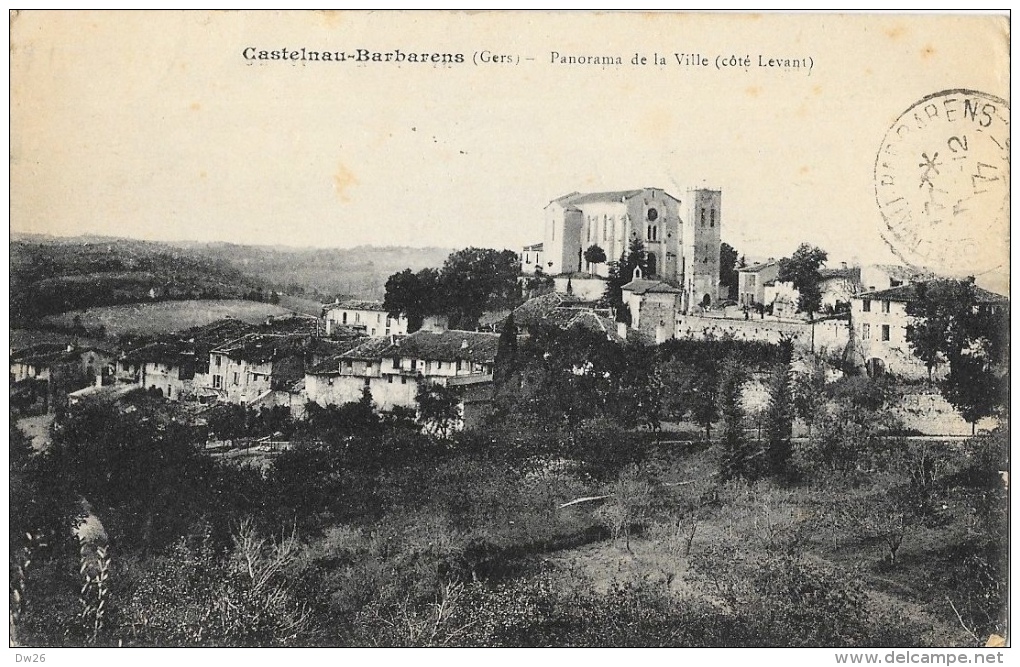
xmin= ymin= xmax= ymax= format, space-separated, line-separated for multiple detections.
xmin=39 ymin=299 xmax=298 ymax=336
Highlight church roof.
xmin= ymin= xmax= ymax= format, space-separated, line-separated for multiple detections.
xmin=621 ymin=278 xmax=682 ymax=295
xmin=547 ymin=188 xmax=680 ymax=210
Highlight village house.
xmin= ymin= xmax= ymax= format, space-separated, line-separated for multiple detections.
xmin=10 ymin=343 xmax=116 ymax=413
xmin=851 ymin=281 xmax=1008 ymax=378
xmin=520 ymin=242 xmax=545 ymax=275
xmin=118 ymin=340 xmax=196 ymax=401
xmin=737 ymin=260 xmax=780 ymax=307
xmin=113 ymin=318 xmax=259 ymax=403
xmin=305 ymin=330 xmax=500 ymax=424
xmin=859 ymin=264 xmax=936 ymax=293
xmin=206 ymin=333 xmax=308 ymax=404
xmin=818 ymin=263 xmax=862 ymax=312
xmin=11 ymin=344 xmax=114 ymax=385
xmin=322 ymin=299 xmax=449 ymax=336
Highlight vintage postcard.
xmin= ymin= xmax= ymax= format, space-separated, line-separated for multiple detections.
xmin=9 ymin=10 xmax=1010 ymax=660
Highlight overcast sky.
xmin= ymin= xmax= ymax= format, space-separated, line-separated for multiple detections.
xmin=10 ymin=11 xmax=1009 ymax=292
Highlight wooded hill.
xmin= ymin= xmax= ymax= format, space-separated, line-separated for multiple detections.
xmin=10 ymin=234 xmax=452 ymax=326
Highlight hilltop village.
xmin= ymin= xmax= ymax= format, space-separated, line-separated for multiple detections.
xmin=10 ymin=186 xmax=1010 ymax=648
xmin=12 ymin=186 xmax=1007 ymax=433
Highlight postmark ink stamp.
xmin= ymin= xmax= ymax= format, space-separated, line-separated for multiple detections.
xmin=874 ymin=89 xmax=1009 ymax=276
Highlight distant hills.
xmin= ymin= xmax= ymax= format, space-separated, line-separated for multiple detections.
xmin=10 ymin=233 xmax=453 ymax=327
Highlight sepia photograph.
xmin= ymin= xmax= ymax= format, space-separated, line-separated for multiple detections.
xmin=8 ymin=10 xmax=1010 ymax=659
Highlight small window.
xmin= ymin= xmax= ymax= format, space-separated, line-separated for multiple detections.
xmin=436 ymin=361 xmax=442 ymax=370
xmin=346 ymin=360 xmax=353 ymax=368
xmin=377 ymin=313 xmax=382 ymax=323
xmin=862 ymin=324 xmax=871 ymax=340
xmin=881 ymin=300 xmax=890 ymax=314
xmin=862 ymin=299 xmax=871 ymax=312
xmin=215 ymin=355 xmax=221 ymax=367
xmin=213 ymin=375 xmax=222 ymax=389
xmin=392 ymin=357 xmax=400 ymax=369
xmin=881 ymin=325 xmax=891 ymax=341
xmin=700 ymin=208 xmax=706 ymax=226
xmin=233 ymin=372 xmax=239 ymax=385
xmin=364 ymin=377 xmax=370 ymax=387
xmin=710 ymin=209 xmax=716 ymax=227
xmin=411 ymin=359 xmax=417 ymax=370
xmin=401 ymin=377 xmax=406 ymax=385
xmin=342 ymin=312 xmax=348 ymax=324
xmin=387 ymin=376 xmax=393 ymax=384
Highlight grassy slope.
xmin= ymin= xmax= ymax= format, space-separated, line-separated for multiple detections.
xmin=536 ymin=446 xmax=974 ymax=646
xmin=39 ymin=300 xmax=297 ymax=336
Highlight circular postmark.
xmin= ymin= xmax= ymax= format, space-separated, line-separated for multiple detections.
xmin=874 ymin=89 xmax=1009 ymax=277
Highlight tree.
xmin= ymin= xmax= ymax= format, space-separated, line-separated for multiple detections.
xmin=792 ymin=355 xmax=827 ymax=437
xmin=762 ymin=362 xmax=794 ymax=479
xmin=718 ymin=362 xmax=753 ymax=481
xmin=438 ymin=248 xmax=521 ymax=330
xmin=941 ymin=353 xmax=1004 ymax=436
xmin=384 ymin=267 xmax=441 ymax=333
xmin=602 ymin=239 xmax=648 ymax=310
xmin=658 ymin=356 xmax=718 ymax=439
xmin=493 ymin=313 xmax=519 ymax=390
xmin=904 ymin=278 xmax=1008 ymax=429
xmin=905 ymin=279 xmax=982 ymax=381
xmin=584 ymin=244 xmax=607 ymax=272
xmin=416 ymin=382 xmax=462 ymax=438
xmin=596 ymin=465 xmax=657 ymax=553
xmin=777 ymin=244 xmax=828 ymax=319
xmin=719 ymin=242 xmax=740 ymax=300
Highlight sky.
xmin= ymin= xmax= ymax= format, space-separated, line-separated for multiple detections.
xmin=10 ymin=11 xmax=1010 ymax=292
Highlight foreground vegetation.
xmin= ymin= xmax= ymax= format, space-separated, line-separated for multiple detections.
xmin=10 ymin=338 xmax=1007 ymax=646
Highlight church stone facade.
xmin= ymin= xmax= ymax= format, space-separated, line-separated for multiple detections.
xmin=524 ymin=187 xmax=722 ymax=310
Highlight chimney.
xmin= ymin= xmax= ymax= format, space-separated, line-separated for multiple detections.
xmin=841 ymin=261 xmax=848 ymax=270
xmin=616 ymin=321 xmax=628 ymax=340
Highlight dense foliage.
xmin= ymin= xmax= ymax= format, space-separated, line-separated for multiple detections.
xmin=10 ymin=325 xmax=1008 ymax=647
xmin=384 ymin=247 xmax=521 ymax=331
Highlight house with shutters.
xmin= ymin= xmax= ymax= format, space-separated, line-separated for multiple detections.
xmin=305 ymin=329 xmax=500 ymax=424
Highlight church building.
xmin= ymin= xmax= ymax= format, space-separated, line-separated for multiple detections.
xmin=523 ymin=187 xmax=722 ymax=311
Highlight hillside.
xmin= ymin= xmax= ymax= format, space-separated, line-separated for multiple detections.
xmin=10 ymin=234 xmax=454 ymax=326
xmin=170 ymin=241 xmax=453 ymax=301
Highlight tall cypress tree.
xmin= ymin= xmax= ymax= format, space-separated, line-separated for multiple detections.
xmin=763 ymin=361 xmax=795 ymax=479
xmin=719 ymin=361 xmax=751 ymax=481
xmin=494 ymin=313 xmax=518 ymax=389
